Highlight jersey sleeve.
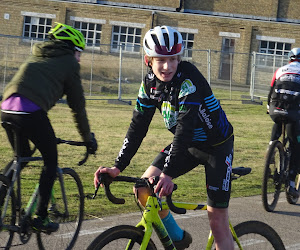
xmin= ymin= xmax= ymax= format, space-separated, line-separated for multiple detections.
xmin=268 ymin=69 xmax=278 ymax=105
xmin=114 ymin=81 xmax=156 ymax=171
xmin=65 ymin=61 xmax=91 ymax=142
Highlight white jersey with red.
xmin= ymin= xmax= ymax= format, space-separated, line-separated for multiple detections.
xmin=268 ymin=61 xmax=300 ymax=118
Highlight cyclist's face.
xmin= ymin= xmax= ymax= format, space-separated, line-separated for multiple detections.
xmin=151 ymin=56 xmax=180 ymax=82
xmin=74 ymin=51 xmax=81 ymax=62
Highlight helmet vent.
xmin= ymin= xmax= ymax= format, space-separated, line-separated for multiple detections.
xmin=151 ymin=34 xmax=161 ymax=50
xmin=163 ymin=33 xmax=170 ymax=50
xmin=174 ymin=32 xmax=178 ymax=47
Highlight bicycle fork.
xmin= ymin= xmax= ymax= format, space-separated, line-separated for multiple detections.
xmin=132 ymin=196 xmax=175 ymax=250
xmin=48 ymin=167 xmax=68 ymax=218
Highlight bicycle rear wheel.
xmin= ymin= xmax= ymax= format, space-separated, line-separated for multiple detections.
xmin=36 ymin=168 xmax=84 ymax=250
xmin=262 ymin=141 xmax=285 ymax=212
xmin=234 ymin=220 xmax=285 ymax=249
xmin=0 ymin=174 xmax=16 ymax=249
xmin=87 ymin=225 xmax=157 ymax=250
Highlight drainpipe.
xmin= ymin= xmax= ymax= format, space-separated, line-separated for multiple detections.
xmin=176 ymin=0 xmax=184 ymax=12
xmin=151 ymin=11 xmax=156 ymax=28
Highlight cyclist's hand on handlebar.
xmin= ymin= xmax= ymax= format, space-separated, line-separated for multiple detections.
xmin=152 ymin=173 xmax=174 ymax=198
xmin=93 ymin=166 xmax=120 ymax=188
xmin=87 ymin=132 xmax=98 ymax=154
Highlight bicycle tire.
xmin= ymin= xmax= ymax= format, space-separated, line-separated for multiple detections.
xmin=87 ymin=225 xmax=157 ymax=250
xmin=262 ymin=140 xmax=285 ymax=212
xmin=36 ymin=168 xmax=84 ymax=250
xmin=0 ymin=174 xmax=16 ymax=249
xmin=234 ymin=220 xmax=285 ymax=249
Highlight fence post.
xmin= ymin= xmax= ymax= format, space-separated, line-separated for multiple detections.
xmin=250 ymin=51 xmax=256 ymax=101
xmin=89 ymin=44 xmax=95 ymax=96
xmin=30 ymin=38 xmax=34 ymax=54
xmin=207 ymin=49 xmax=211 ymax=85
xmin=118 ymin=43 xmax=124 ymax=100
xmin=229 ymin=52 xmax=233 ymax=100
xmin=2 ymin=38 xmax=9 ymax=94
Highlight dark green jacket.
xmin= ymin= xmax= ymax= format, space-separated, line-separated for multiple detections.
xmin=2 ymin=40 xmax=91 ymax=142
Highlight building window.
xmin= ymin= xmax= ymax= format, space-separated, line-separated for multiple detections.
xmin=181 ymin=32 xmax=194 ymax=58
xmin=258 ymin=40 xmax=291 ymax=67
xmin=74 ymin=21 xmax=102 ymax=47
xmin=111 ymin=26 xmax=142 ymax=53
xmin=23 ymin=16 xmax=52 ymax=40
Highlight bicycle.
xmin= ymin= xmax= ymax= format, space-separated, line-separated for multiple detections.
xmin=262 ymin=122 xmax=300 ymax=212
xmin=88 ymin=167 xmax=285 ymax=249
xmin=0 ymin=121 xmax=90 ymax=249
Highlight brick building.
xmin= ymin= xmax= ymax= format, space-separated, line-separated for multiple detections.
xmin=1 ymin=0 xmax=300 ymax=93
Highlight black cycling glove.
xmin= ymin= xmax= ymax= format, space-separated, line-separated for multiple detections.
xmin=87 ymin=132 xmax=98 ymax=154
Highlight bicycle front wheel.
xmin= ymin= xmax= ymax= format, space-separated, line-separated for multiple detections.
xmin=87 ymin=225 xmax=157 ymax=250
xmin=234 ymin=220 xmax=285 ymax=249
xmin=36 ymin=168 xmax=84 ymax=250
xmin=0 ymin=174 xmax=16 ymax=249
xmin=262 ymin=141 xmax=285 ymax=212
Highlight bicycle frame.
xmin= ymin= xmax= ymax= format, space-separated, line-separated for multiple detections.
xmin=131 ymin=195 xmax=243 ymax=250
xmin=1 ymin=159 xmax=67 ymax=233
xmin=134 ymin=195 xmax=174 ymax=250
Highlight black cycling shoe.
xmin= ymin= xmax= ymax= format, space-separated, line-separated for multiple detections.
xmin=173 ymin=231 xmax=192 ymax=250
xmin=32 ymin=215 xmax=59 ymax=233
xmin=287 ymin=186 xmax=299 ymax=198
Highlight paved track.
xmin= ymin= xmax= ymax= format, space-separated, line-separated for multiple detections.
xmin=7 ymin=193 xmax=300 ymax=249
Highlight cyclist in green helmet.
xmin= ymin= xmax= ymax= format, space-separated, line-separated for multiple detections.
xmin=1 ymin=22 xmax=98 ymax=232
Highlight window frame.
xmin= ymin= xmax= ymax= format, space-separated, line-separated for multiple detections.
xmin=110 ymin=25 xmax=142 ymax=54
xmin=22 ymin=13 xmax=54 ymax=40
xmin=258 ymin=40 xmax=291 ymax=68
xmin=70 ymin=17 xmax=106 ymax=50
xmin=181 ymin=32 xmax=195 ymax=59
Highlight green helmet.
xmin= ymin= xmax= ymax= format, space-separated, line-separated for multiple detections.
xmin=49 ymin=22 xmax=85 ymax=51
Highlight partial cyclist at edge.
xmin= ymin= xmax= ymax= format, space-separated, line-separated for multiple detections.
xmin=94 ymin=26 xmax=234 ymax=250
xmin=1 ymin=22 xmax=98 ymax=233
xmin=267 ymin=47 xmax=300 ymax=199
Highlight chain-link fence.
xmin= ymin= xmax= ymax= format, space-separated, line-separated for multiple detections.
xmin=0 ymin=34 xmax=288 ymax=103
xmin=250 ymin=52 xmax=288 ymax=101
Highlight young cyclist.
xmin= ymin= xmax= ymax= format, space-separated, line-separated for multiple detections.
xmin=1 ymin=22 xmax=98 ymax=232
xmin=94 ymin=26 xmax=234 ymax=249
xmin=267 ymin=47 xmax=300 ymax=198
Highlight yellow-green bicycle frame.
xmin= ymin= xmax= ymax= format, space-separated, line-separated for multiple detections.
xmin=128 ymin=195 xmax=243 ymax=250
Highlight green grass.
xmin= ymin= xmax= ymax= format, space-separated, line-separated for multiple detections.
xmin=0 ymin=88 xmax=272 ymax=219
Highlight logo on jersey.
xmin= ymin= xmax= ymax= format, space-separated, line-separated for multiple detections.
xmin=161 ymin=101 xmax=177 ymax=129
xmin=222 ymin=154 xmax=232 ymax=192
xmin=179 ymin=79 xmax=196 ymax=98
xmin=117 ymin=137 xmax=129 ymax=160
xmin=148 ymin=73 xmax=155 ymax=80
xmin=138 ymin=81 xmax=149 ymax=99
xmin=198 ymin=104 xmax=213 ymax=129
xmin=275 ymin=88 xmax=300 ymax=96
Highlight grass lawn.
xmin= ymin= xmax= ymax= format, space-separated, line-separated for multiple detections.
xmin=0 ymin=88 xmax=272 ymax=219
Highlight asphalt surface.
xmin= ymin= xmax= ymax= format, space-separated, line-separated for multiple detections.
xmin=6 ymin=193 xmax=300 ymax=249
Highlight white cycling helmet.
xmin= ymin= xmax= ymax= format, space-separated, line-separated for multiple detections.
xmin=143 ymin=26 xmax=184 ymax=57
xmin=288 ymin=48 xmax=300 ymax=62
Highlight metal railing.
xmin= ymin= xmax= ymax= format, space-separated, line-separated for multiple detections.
xmin=0 ymin=34 xmax=288 ymax=102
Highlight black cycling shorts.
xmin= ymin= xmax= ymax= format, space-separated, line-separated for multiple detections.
xmin=152 ymin=135 xmax=234 ymax=208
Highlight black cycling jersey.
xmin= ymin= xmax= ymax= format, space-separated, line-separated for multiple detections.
xmin=114 ymin=61 xmax=233 ymax=177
